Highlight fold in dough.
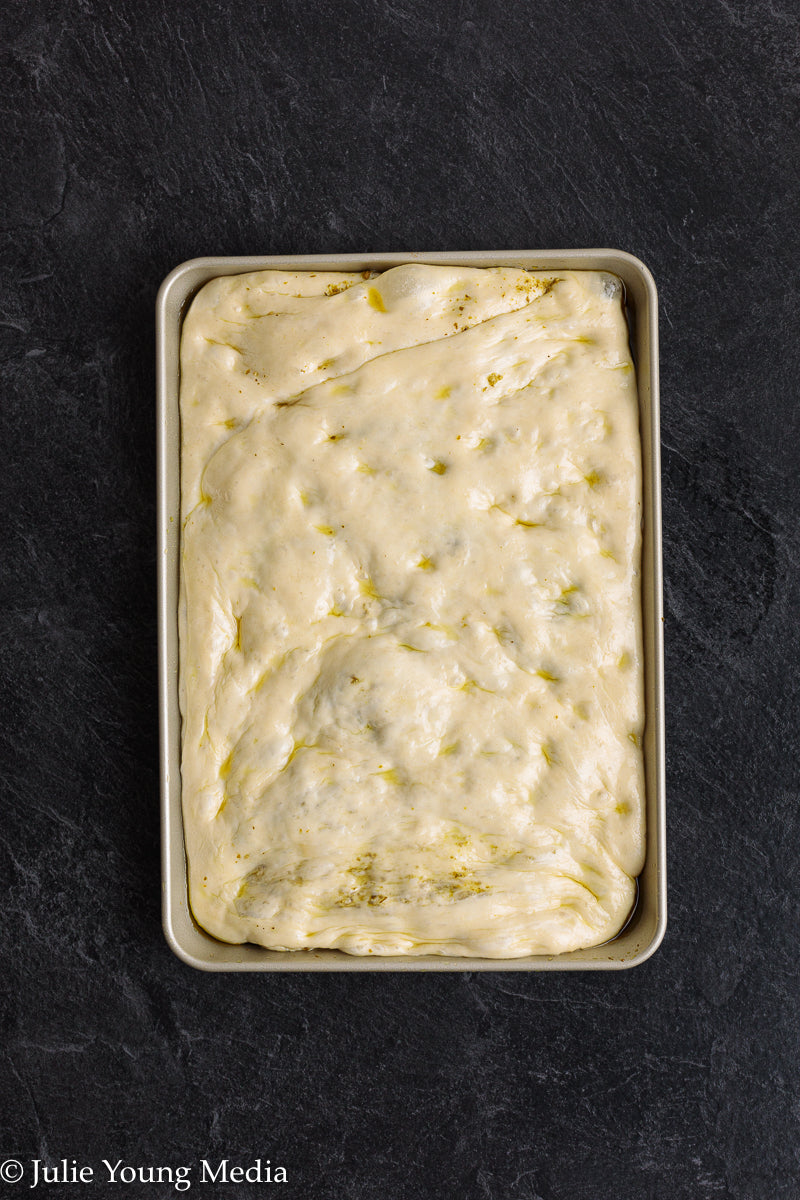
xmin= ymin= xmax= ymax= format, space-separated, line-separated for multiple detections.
xmin=179 ymin=264 xmax=644 ymax=956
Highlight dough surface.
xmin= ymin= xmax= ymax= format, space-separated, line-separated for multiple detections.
xmin=179 ymin=264 xmax=644 ymax=957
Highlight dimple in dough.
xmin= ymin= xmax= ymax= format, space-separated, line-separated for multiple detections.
xmin=179 ymin=264 xmax=645 ymax=957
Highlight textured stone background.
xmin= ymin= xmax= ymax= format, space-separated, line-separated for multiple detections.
xmin=2 ymin=1 xmax=799 ymax=1197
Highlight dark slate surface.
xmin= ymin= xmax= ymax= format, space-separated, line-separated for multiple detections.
xmin=2 ymin=1 xmax=799 ymax=1196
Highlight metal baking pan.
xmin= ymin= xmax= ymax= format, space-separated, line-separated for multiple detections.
xmin=156 ymin=250 xmax=665 ymax=971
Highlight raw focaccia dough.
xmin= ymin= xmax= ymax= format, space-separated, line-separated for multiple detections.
xmin=179 ymin=264 xmax=645 ymax=957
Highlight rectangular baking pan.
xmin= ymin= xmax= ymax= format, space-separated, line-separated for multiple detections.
xmin=157 ymin=250 xmax=665 ymax=971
